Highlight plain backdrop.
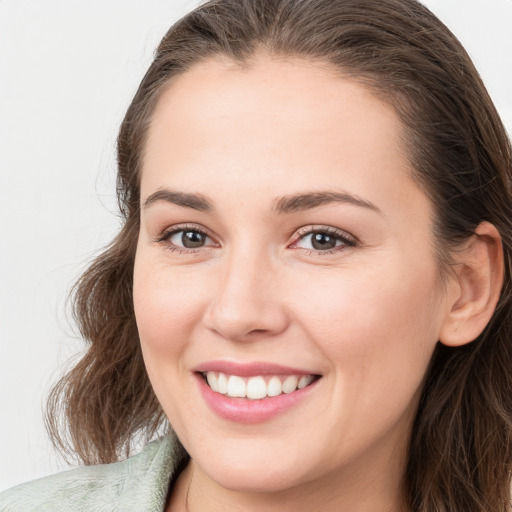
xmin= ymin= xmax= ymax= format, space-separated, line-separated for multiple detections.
xmin=1 ymin=0 xmax=511 ymax=492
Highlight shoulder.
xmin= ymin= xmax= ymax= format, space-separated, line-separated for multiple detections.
xmin=0 ymin=436 xmax=186 ymax=512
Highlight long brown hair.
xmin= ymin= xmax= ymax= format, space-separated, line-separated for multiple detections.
xmin=46 ymin=0 xmax=512 ymax=510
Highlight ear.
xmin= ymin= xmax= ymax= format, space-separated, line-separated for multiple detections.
xmin=439 ymin=221 xmax=504 ymax=347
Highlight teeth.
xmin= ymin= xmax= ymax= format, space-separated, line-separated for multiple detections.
xmin=206 ymin=372 xmax=218 ymax=392
xmin=282 ymin=375 xmax=298 ymax=394
xmin=217 ymin=372 xmax=228 ymax=394
xmin=246 ymin=376 xmax=267 ymax=399
xmin=227 ymin=375 xmax=246 ymax=397
xmin=204 ymin=371 xmax=315 ymax=399
xmin=298 ymin=375 xmax=314 ymax=389
xmin=267 ymin=376 xmax=282 ymax=397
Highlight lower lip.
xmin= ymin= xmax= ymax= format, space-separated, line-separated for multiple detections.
xmin=195 ymin=373 xmax=320 ymax=424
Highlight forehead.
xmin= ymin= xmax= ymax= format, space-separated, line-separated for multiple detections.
xmin=141 ymin=56 xmax=426 ymax=220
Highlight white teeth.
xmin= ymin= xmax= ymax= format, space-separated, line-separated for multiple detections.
xmin=298 ymin=375 xmax=314 ymax=389
xmin=227 ymin=375 xmax=246 ymax=397
xmin=204 ymin=372 xmax=316 ymax=399
xmin=267 ymin=376 xmax=282 ymax=397
xmin=246 ymin=376 xmax=267 ymax=399
xmin=217 ymin=372 xmax=228 ymax=394
xmin=206 ymin=371 xmax=218 ymax=392
xmin=282 ymin=375 xmax=298 ymax=394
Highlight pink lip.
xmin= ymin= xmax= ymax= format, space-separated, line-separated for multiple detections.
xmin=194 ymin=360 xmax=317 ymax=377
xmin=194 ymin=371 xmax=321 ymax=424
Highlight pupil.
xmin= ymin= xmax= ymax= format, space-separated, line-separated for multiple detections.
xmin=312 ymin=232 xmax=336 ymax=250
xmin=182 ymin=231 xmax=205 ymax=248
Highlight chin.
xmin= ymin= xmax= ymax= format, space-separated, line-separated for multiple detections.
xmin=203 ymin=459 xmax=310 ymax=494
xmin=186 ymin=436 xmax=318 ymax=494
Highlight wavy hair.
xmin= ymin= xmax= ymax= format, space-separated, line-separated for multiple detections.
xmin=46 ymin=0 xmax=512 ymax=510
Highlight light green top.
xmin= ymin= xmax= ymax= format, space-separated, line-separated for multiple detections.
xmin=0 ymin=436 xmax=186 ymax=512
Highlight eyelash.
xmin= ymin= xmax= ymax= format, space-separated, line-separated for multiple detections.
xmin=155 ymin=224 xmax=357 ymax=256
xmin=290 ymin=225 xmax=357 ymax=255
xmin=155 ymin=224 xmax=216 ymax=254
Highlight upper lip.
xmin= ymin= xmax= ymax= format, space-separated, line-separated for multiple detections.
xmin=194 ymin=360 xmax=320 ymax=377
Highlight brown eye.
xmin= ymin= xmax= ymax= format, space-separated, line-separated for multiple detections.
xmin=310 ymin=232 xmax=337 ymax=250
xmin=294 ymin=228 xmax=356 ymax=253
xmin=181 ymin=230 xmax=206 ymax=248
xmin=166 ymin=229 xmax=214 ymax=249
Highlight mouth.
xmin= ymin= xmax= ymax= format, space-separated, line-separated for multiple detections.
xmin=200 ymin=371 xmax=320 ymax=400
xmin=194 ymin=361 xmax=322 ymax=423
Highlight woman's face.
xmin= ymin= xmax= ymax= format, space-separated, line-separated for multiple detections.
xmin=134 ymin=57 xmax=451 ymax=496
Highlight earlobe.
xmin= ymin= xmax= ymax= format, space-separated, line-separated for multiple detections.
xmin=439 ymin=221 xmax=504 ymax=347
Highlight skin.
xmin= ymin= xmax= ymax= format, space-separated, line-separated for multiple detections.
xmin=133 ymin=57 xmax=481 ymax=511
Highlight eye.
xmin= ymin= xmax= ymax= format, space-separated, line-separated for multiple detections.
xmin=170 ymin=230 xmax=209 ymax=249
xmin=156 ymin=225 xmax=217 ymax=251
xmin=292 ymin=227 xmax=356 ymax=253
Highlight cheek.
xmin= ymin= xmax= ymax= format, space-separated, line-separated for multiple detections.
xmin=289 ymin=258 xmax=441 ymax=404
xmin=133 ymin=252 xmax=210 ymax=358
xmin=295 ymin=261 xmax=439 ymax=341
xmin=132 ymin=251 xmax=212 ymax=428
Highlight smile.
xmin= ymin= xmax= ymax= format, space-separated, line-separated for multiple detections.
xmin=194 ymin=361 xmax=322 ymax=423
xmin=203 ymin=371 xmax=316 ymax=399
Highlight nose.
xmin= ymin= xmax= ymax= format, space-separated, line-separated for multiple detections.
xmin=203 ymin=249 xmax=289 ymax=342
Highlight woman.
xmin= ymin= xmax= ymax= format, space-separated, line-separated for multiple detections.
xmin=1 ymin=0 xmax=511 ymax=510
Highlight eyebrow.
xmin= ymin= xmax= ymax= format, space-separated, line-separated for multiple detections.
xmin=142 ymin=188 xmax=380 ymax=215
xmin=143 ymin=189 xmax=213 ymax=212
xmin=273 ymin=191 xmax=381 ymax=214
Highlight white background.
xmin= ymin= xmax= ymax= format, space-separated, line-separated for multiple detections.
xmin=1 ymin=0 xmax=511 ymax=492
